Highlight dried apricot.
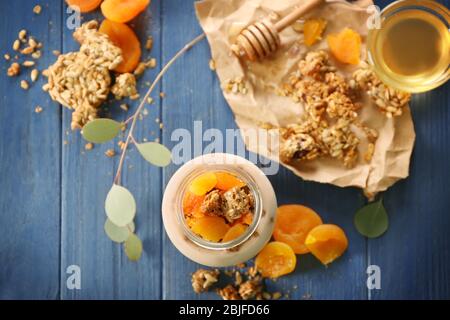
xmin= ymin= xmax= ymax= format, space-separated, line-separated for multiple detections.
xmin=66 ymin=0 xmax=102 ymax=13
xmin=214 ymin=172 xmax=246 ymax=191
xmin=304 ymin=18 xmax=327 ymax=46
xmin=255 ymin=242 xmax=296 ymax=278
xmin=305 ymin=224 xmax=348 ymax=265
xmin=223 ymin=223 xmax=247 ymax=242
xmin=182 ymin=191 xmax=205 ymax=216
xmin=99 ymin=19 xmax=141 ymax=73
xmin=188 ymin=172 xmax=218 ymax=196
xmin=191 ymin=216 xmax=230 ymax=242
xmin=273 ymin=204 xmax=323 ymax=254
xmin=327 ymin=27 xmax=361 ymax=65
xmin=101 ymin=0 xmax=150 ymax=23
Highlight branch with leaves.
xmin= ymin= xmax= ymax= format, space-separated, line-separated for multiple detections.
xmin=81 ymin=34 xmax=206 ymax=261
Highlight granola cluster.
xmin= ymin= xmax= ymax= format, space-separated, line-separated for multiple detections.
xmin=199 ymin=186 xmax=254 ymax=223
xmin=111 ymin=73 xmax=138 ymax=100
xmin=191 ymin=269 xmax=220 ymax=293
xmin=279 ymin=51 xmax=373 ymax=168
xmin=192 ymin=265 xmax=279 ymax=300
xmin=352 ymin=64 xmax=411 ymax=118
xmin=43 ymin=21 xmax=123 ymax=130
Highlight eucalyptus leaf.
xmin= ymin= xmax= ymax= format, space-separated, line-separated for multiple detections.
xmin=104 ymin=219 xmax=134 ymax=243
xmin=105 ymin=184 xmax=136 ymax=227
xmin=136 ymin=142 xmax=172 ymax=167
xmin=124 ymin=233 xmax=143 ymax=261
xmin=82 ymin=118 xmax=122 ymax=143
xmin=354 ymin=199 xmax=389 ymax=238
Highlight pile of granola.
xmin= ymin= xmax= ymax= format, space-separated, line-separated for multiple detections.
xmin=277 ymin=50 xmax=408 ymax=168
xmin=191 ymin=265 xmax=282 ymax=300
xmin=43 ymin=21 xmax=140 ymax=130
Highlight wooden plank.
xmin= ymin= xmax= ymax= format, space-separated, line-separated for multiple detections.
xmin=161 ymin=0 xmax=367 ymax=299
xmin=367 ymin=0 xmax=450 ymax=300
xmin=60 ymin=1 xmax=163 ymax=299
xmin=0 ymin=0 xmax=62 ymax=299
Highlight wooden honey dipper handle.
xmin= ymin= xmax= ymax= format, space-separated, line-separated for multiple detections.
xmin=275 ymin=0 xmax=326 ymax=31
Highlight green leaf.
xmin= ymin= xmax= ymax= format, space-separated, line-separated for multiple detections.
xmin=354 ymin=199 xmax=389 ymax=238
xmin=136 ymin=142 xmax=172 ymax=167
xmin=104 ymin=219 xmax=134 ymax=243
xmin=124 ymin=233 xmax=143 ymax=261
xmin=105 ymin=184 xmax=136 ymax=227
xmin=81 ymin=119 xmax=122 ymax=143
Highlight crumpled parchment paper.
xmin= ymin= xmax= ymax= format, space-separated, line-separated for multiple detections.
xmin=195 ymin=0 xmax=415 ymax=195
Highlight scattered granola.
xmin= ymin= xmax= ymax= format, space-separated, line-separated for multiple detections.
xmin=191 ymin=269 xmax=220 ymax=293
xmin=105 ymin=149 xmax=116 ymax=157
xmin=218 ymin=285 xmax=241 ymax=300
xmin=7 ymin=62 xmax=20 ymax=77
xmin=209 ymin=59 xmax=216 ymax=71
xmin=238 ymin=278 xmax=263 ymax=300
xmin=352 ymin=64 xmax=410 ymax=118
xmin=22 ymin=60 xmax=35 ymax=67
xmin=119 ymin=103 xmax=129 ymax=111
xmin=146 ymin=58 xmax=156 ymax=69
xmin=84 ymin=142 xmax=94 ymax=151
xmin=4 ymin=54 xmax=11 ymax=61
xmin=111 ymin=73 xmax=138 ymax=99
xmin=223 ymin=77 xmax=248 ymax=95
xmin=34 ymin=106 xmax=43 ymax=113
xmin=13 ymin=40 xmax=20 ymax=52
xmin=33 ymin=5 xmax=42 ymax=15
xmin=30 ymin=69 xmax=39 ymax=82
xmin=20 ymin=80 xmax=29 ymax=90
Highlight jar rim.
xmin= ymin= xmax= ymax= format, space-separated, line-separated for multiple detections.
xmin=175 ymin=165 xmax=262 ymax=251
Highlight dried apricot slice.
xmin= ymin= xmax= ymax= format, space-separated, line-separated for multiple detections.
xmin=191 ymin=216 xmax=230 ymax=242
xmin=327 ymin=27 xmax=361 ymax=65
xmin=305 ymin=224 xmax=348 ymax=265
xmin=273 ymin=204 xmax=323 ymax=254
xmin=223 ymin=223 xmax=247 ymax=242
xmin=101 ymin=0 xmax=150 ymax=23
xmin=303 ymin=18 xmax=327 ymax=47
xmin=182 ymin=191 xmax=205 ymax=216
xmin=214 ymin=172 xmax=246 ymax=191
xmin=188 ymin=172 xmax=218 ymax=196
xmin=99 ymin=19 xmax=141 ymax=73
xmin=66 ymin=0 xmax=102 ymax=13
xmin=255 ymin=242 xmax=297 ymax=278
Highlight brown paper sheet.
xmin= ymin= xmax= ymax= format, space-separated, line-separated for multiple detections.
xmin=195 ymin=0 xmax=416 ymax=195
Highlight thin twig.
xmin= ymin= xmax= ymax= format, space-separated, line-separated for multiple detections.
xmin=113 ymin=33 xmax=206 ymax=185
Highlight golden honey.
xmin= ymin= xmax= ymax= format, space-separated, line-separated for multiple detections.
xmin=367 ymin=0 xmax=450 ymax=93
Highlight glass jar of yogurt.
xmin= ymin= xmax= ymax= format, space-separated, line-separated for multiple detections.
xmin=162 ymin=153 xmax=277 ymax=267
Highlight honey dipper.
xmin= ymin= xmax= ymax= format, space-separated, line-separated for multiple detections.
xmin=232 ymin=0 xmax=325 ymax=61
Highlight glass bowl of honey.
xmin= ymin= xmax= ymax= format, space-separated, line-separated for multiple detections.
xmin=367 ymin=0 xmax=449 ymax=93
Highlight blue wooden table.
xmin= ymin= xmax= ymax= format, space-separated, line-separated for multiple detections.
xmin=0 ymin=0 xmax=449 ymax=300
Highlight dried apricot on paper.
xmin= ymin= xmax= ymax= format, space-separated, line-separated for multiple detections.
xmin=188 ymin=172 xmax=218 ymax=196
xmin=305 ymin=224 xmax=348 ymax=265
xmin=303 ymin=18 xmax=327 ymax=46
xmin=99 ymin=19 xmax=142 ymax=73
xmin=223 ymin=223 xmax=247 ymax=242
xmin=255 ymin=242 xmax=297 ymax=278
xmin=101 ymin=0 xmax=150 ymax=23
xmin=273 ymin=204 xmax=323 ymax=254
xmin=191 ymin=216 xmax=230 ymax=242
xmin=66 ymin=0 xmax=102 ymax=13
xmin=214 ymin=172 xmax=245 ymax=191
xmin=327 ymin=27 xmax=361 ymax=65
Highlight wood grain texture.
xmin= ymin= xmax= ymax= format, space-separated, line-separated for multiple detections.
xmin=0 ymin=0 xmax=62 ymax=299
xmin=0 ymin=0 xmax=449 ymax=300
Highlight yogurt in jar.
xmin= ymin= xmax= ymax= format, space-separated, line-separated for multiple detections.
xmin=162 ymin=153 xmax=277 ymax=267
